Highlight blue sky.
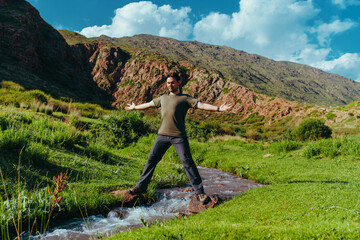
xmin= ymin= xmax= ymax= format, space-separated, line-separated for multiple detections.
xmin=27 ymin=0 xmax=360 ymax=81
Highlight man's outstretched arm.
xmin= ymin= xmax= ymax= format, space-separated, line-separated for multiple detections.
xmin=197 ymin=102 xmax=232 ymax=112
xmin=125 ymin=101 xmax=155 ymax=111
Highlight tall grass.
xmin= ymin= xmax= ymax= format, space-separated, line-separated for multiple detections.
xmin=0 ymin=104 xmax=179 ymax=238
xmin=303 ymin=135 xmax=360 ymax=158
xmin=271 ymin=139 xmax=302 ymax=153
xmin=31 ymin=117 xmax=87 ymax=148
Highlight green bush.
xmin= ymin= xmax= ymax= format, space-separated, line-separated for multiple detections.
xmin=84 ymin=142 xmax=112 ymax=163
xmin=271 ymin=140 xmax=302 ymax=153
xmin=185 ymin=120 xmax=244 ymax=141
xmin=292 ymin=118 xmax=332 ymax=141
xmin=28 ymin=90 xmax=49 ymax=103
xmin=303 ymin=136 xmax=360 ymax=159
xmin=0 ymin=126 xmax=29 ymax=149
xmin=302 ymin=142 xmax=321 ymax=158
xmin=23 ymin=142 xmax=50 ymax=168
xmin=31 ymin=117 xmax=86 ymax=148
xmin=93 ymin=111 xmax=150 ymax=148
xmin=326 ymin=112 xmax=336 ymax=120
xmin=0 ymin=115 xmax=8 ymax=130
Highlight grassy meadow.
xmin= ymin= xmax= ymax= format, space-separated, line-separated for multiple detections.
xmin=1 ymin=81 xmax=360 ymax=239
xmin=110 ymin=137 xmax=360 ymax=239
xmin=0 ymin=82 xmax=187 ymax=239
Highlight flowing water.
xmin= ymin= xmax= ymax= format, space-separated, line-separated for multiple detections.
xmin=29 ymin=167 xmax=262 ymax=239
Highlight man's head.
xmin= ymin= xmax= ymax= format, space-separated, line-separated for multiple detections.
xmin=166 ymin=73 xmax=181 ymax=94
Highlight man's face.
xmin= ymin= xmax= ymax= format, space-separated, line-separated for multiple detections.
xmin=166 ymin=77 xmax=179 ymax=93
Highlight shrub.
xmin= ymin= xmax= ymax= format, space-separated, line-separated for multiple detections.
xmin=303 ymin=142 xmax=321 ymax=158
xmin=245 ymin=129 xmax=261 ymax=140
xmin=31 ymin=117 xmax=86 ymax=148
xmin=0 ymin=81 xmax=24 ymax=91
xmin=292 ymin=118 xmax=332 ymax=141
xmin=326 ymin=112 xmax=336 ymax=120
xmin=303 ymin=136 xmax=360 ymax=159
xmin=0 ymin=126 xmax=29 ymax=149
xmin=241 ymin=112 xmax=265 ymax=125
xmin=23 ymin=142 xmax=50 ymax=168
xmin=0 ymin=115 xmax=8 ymax=130
xmin=93 ymin=111 xmax=150 ymax=148
xmin=186 ymin=120 xmax=231 ymax=141
xmin=84 ymin=142 xmax=112 ymax=163
xmin=271 ymin=140 xmax=302 ymax=153
xmin=28 ymin=90 xmax=48 ymax=103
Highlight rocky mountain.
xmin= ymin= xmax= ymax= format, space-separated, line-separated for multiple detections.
xmin=59 ymin=34 xmax=316 ymax=121
xmin=2 ymin=0 xmax=360 ymax=125
xmin=99 ymin=34 xmax=360 ymax=107
xmin=0 ymin=0 xmax=110 ymax=104
xmin=62 ymin=37 xmax=360 ymax=128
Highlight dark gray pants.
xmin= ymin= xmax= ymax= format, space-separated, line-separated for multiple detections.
xmin=136 ymin=134 xmax=204 ymax=194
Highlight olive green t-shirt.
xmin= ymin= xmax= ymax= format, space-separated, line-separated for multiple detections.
xmin=153 ymin=93 xmax=198 ymax=137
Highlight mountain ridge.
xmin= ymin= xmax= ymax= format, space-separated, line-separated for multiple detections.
xmin=94 ymin=34 xmax=360 ymax=107
xmin=1 ymin=0 xmax=360 ymax=126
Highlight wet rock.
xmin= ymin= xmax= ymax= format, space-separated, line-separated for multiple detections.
xmin=182 ymin=187 xmax=193 ymax=192
xmin=111 ymin=190 xmax=146 ymax=207
xmin=107 ymin=209 xmax=129 ymax=219
xmin=188 ymin=195 xmax=220 ymax=213
xmin=176 ymin=212 xmax=191 ymax=218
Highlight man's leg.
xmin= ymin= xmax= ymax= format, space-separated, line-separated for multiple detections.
xmin=171 ymin=137 xmax=204 ymax=194
xmin=136 ymin=135 xmax=171 ymax=191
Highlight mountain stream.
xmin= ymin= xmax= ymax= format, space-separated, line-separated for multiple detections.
xmin=30 ymin=167 xmax=262 ymax=239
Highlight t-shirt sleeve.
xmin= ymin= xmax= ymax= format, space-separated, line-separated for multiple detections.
xmin=186 ymin=95 xmax=198 ymax=109
xmin=153 ymin=96 xmax=162 ymax=108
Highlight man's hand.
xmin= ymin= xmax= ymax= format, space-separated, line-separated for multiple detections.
xmin=219 ymin=103 xmax=233 ymax=112
xmin=125 ymin=102 xmax=136 ymax=111
xmin=125 ymin=101 xmax=155 ymax=111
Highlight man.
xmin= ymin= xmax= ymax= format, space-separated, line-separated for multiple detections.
xmin=125 ymin=73 xmax=232 ymax=204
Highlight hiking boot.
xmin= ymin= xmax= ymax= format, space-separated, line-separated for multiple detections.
xmin=196 ymin=193 xmax=211 ymax=205
xmin=128 ymin=186 xmax=146 ymax=195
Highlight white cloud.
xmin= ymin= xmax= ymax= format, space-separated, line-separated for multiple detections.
xmin=311 ymin=19 xmax=356 ymax=46
xmin=293 ymin=46 xmax=332 ymax=65
xmin=193 ymin=0 xmax=360 ymax=81
xmin=79 ymin=0 xmax=360 ymax=81
xmin=332 ymin=0 xmax=360 ymax=9
xmin=312 ymin=53 xmax=360 ymax=81
xmin=80 ymin=1 xmax=192 ymax=40
xmin=193 ymin=0 xmax=319 ymax=61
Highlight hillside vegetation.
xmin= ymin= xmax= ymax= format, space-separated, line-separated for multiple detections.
xmin=96 ymin=34 xmax=360 ymax=107
xmin=2 ymin=1 xmax=360 ymax=239
xmin=1 ymin=83 xmax=360 ymax=239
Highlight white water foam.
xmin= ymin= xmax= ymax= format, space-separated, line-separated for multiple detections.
xmin=29 ymin=192 xmax=191 ymax=240
xmin=27 ymin=167 xmax=262 ymax=240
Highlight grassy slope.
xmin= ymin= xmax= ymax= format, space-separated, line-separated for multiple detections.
xmin=2 ymin=82 xmax=360 ymax=239
xmin=0 ymin=87 xmax=187 ymax=238
xmin=109 ymin=139 xmax=360 ymax=239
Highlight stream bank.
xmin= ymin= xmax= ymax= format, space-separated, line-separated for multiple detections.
xmin=30 ymin=167 xmax=262 ymax=239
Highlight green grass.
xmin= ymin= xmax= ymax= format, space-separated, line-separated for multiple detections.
xmin=108 ymin=137 xmax=360 ymax=239
xmin=2 ymin=95 xmax=360 ymax=239
xmin=0 ymin=105 xmax=186 ymax=238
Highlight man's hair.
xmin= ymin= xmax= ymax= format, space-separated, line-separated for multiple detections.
xmin=167 ymin=73 xmax=181 ymax=82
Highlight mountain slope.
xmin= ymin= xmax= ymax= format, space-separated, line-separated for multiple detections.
xmin=101 ymin=34 xmax=360 ymax=107
xmin=57 ymin=36 xmax=313 ymax=121
xmin=0 ymin=0 xmax=110 ymax=105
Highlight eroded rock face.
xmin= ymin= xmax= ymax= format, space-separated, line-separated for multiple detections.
xmin=79 ymin=43 xmax=312 ymax=120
